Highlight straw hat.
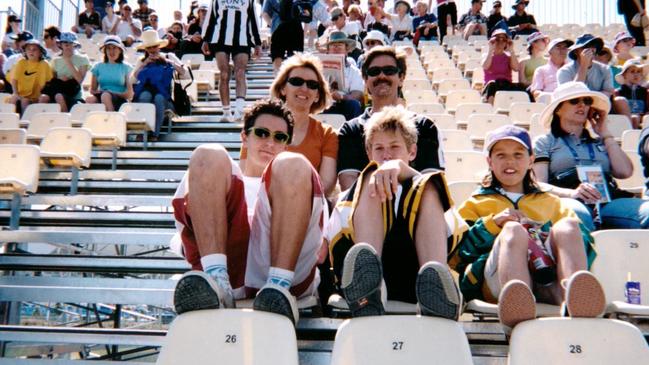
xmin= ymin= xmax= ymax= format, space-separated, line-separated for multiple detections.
xmin=538 ymin=81 xmax=610 ymax=129
xmin=136 ymin=29 xmax=169 ymax=50
xmin=615 ymin=58 xmax=649 ymax=85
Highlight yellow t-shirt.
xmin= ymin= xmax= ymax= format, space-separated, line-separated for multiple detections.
xmin=9 ymin=59 xmax=53 ymax=100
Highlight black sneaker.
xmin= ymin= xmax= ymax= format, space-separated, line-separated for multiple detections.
xmin=341 ymin=243 xmax=385 ymax=317
xmin=253 ymin=283 xmax=299 ymax=325
xmin=173 ymin=271 xmax=235 ymax=315
xmin=416 ymin=261 xmax=462 ymax=320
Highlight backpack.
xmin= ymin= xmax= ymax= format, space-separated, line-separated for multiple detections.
xmin=173 ymin=67 xmax=193 ymax=116
xmin=279 ymin=0 xmax=313 ymax=23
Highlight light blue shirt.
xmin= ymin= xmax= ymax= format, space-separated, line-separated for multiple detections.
xmin=91 ymin=62 xmax=133 ymax=94
xmin=557 ymin=61 xmax=614 ymax=93
xmin=262 ymin=0 xmax=281 ymax=33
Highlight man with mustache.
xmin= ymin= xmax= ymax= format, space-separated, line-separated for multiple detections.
xmin=337 ymin=46 xmax=445 ymax=191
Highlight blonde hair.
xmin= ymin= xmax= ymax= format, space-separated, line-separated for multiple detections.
xmin=365 ymin=105 xmax=418 ymax=150
xmin=270 ymin=53 xmax=332 ymax=114
xmin=348 ymin=4 xmax=362 ymax=15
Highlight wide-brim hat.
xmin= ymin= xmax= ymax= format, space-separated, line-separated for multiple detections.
xmin=363 ymin=30 xmax=387 ymax=48
xmin=326 ymin=31 xmax=356 ymax=50
xmin=568 ymin=34 xmax=604 ymax=60
xmin=490 ymin=28 xmax=510 ymax=40
xmin=136 ymin=30 xmax=169 ymax=50
xmin=511 ymin=0 xmax=529 ymax=9
xmin=100 ymin=35 xmax=126 ymax=52
xmin=547 ymin=38 xmax=574 ymax=54
xmin=538 ymin=81 xmax=610 ymax=129
xmin=613 ymin=31 xmax=635 ymax=51
xmin=22 ymin=39 xmax=47 ymax=55
xmin=526 ymin=31 xmax=548 ymax=51
xmin=394 ymin=0 xmax=411 ymax=12
xmin=615 ymin=58 xmax=649 ymax=84
xmin=193 ymin=3 xmax=209 ymax=17
xmin=57 ymin=32 xmax=81 ymax=48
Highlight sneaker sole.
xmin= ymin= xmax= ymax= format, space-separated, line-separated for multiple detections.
xmin=566 ymin=271 xmax=606 ymax=318
xmin=416 ymin=262 xmax=461 ymax=320
xmin=498 ymin=280 xmax=536 ymax=329
xmin=341 ymin=243 xmax=384 ymax=317
xmin=253 ymin=285 xmax=298 ymax=325
xmin=174 ymin=272 xmax=222 ymax=315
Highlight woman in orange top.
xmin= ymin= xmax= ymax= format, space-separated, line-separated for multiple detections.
xmin=241 ymin=53 xmax=338 ymax=196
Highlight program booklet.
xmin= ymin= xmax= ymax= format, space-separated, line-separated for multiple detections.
xmin=576 ymin=165 xmax=611 ymax=203
xmin=314 ymin=53 xmax=345 ymax=92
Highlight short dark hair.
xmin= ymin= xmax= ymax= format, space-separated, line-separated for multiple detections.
xmin=243 ymin=99 xmax=295 ymax=144
xmin=361 ymin=46 xmax=407 ymax=79
xmin=43 ymin=25 xmax=61 ymax=40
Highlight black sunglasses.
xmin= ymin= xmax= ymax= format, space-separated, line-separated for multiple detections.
xmin=366 ymin=65 xmax=400 ymax=77
xmin=247 ymin=127 xmax=290 ymax=144
xmin=287 ymin=77 xmax=319 ymax=90
xmin=568 ymin=97 xmax=594 ymax=106
xmin=331 ymin=15 xmax=341 ymax=21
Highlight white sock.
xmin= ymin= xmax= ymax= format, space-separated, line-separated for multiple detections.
xmin=201 ymin=253 xmax=229 ymax=282
xmin=267 ymin=267 xmax=294 ymax=289
xmin=235 ymin=97 xmax=245 ymax=111
xmin=222 ymin=105 xmax=230 ymax=114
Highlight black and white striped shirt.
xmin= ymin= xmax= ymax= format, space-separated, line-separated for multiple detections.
xmin=202 ymin=0 xmax=262 ymax=48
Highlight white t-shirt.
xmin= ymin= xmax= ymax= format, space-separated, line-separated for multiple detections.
xmin=343 ymin=58 xmax=364 ymax=93
xmin=504 ymin=191 xmax=524 ymax=203
xmin=341 ymin=21 xmax=362 ymax=37
xmin=116 ymin=18 xmax=142 ymax=41
xmin=2 ymin=53 xmax=21 ymax=75
xmin=102 ymin=14 xmax=119 ymax=33
xmin=243 ymin=175 xmax=262 ymax=222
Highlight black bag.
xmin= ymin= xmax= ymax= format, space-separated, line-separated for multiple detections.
xmin=172 ymin=67 xmax=193 ymax=116
xmin=279 ymin=0 xmax=313 ymax=23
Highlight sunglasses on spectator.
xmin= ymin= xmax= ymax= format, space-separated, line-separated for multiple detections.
xmin=247 ymin=127 xmax=290 ymax=144
xmin=568 ymin=97 xmax=594 ymax=106
xmin=331 ymin=15 xmax=341 ymax=21
xmin=287 ymin=77 xmax=319 ymax=90
xmin=366 ymin=65 xmax=400 ymax=77
xmin=365 ymin=40 xmax=382 ymax=46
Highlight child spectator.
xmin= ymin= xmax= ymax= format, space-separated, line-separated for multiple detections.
xmin=518 ymin=31 xmax=548 ymax=87
xmin=615 ymin=59 xmax=649 ymax=128
xmin=7 ymin=40 xmax=53 ymax=114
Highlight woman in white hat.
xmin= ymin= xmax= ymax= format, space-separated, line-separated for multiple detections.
xmin=86 ymin=36 xmax=133 ymax=112
xmin=133 ymin=30 xmax=187 ymax=139
xmin=533 ymin=81 xmax=649 ymax=230
xmin=517 ymin=31 xmax=548 ymax=87
xmin=39 ymin=32 xmax=90 ymax=112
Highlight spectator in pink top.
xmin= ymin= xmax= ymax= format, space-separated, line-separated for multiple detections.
xmin=530 ymin=38 xmax=574 ymax=101
xmin=481 ymin=29 xmax=530 ymax=104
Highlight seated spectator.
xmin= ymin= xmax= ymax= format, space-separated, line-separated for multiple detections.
xmin=518 ymin=31 xmax=548 ymax=87
xmin=305 ymin=0 xmax=333 ymax=49
xmin=612 ymin=31 xmax=636 ymax=66
xmin=486 ymin=0 xmax=506 ymax=37
xmin=133 ymin=0 xmax=156 ymax=28
xmin=148 ymin=13 xmax=166 ymax=39
xmin=507 ymin=0 xmax=537 ymax=36
xmin=180 ymin=4 xmax=207 ymax=57
xmin=321 ymin=31 xmax=364 ymax=121
xmin=531 ymin=38 xmax=573 ymax=100
xmin=458 ymin=0 xmax=487 ymax=40
xmin=86 ymin=36 xmax=133 ymax=112
xmin=615 ymin=59 xmax=649 ymax=128
xmin=596 ymin=46 xmax=623 ymax=89
xmin=133 ymin=30 xmax=187 ymax=139
xmin=557 ymin=34 xmax=631 ymax=118
xmin=172 ymin=99 xmax=328 ymax=325
xmin=172 ymin=10 xmax=188 ymax=35
xmin=42 ymin=25 xmax=62 ymax=59
xmin=102 ymin=2 xmax=120 ymax=34
xmin=338 ymin=46 xmax=445 ymax=191
xmin=411 ymin=0 xmax=437 ymax=46
xmin=481 ymin=29 xmax=529 ymax=104
xmin=347 ymin=4 xmax=364 ymax=27
xmin=454 ymin=124 xmax=604 ymax=331
xmin=240 ymin=53 xmax=337 ymax=195
xmin=39 ymin=32 xmax=89 ymax=112
xmin=533 ymin=81 xmax=649 ymax=230
xmin=72 ymin=0 xmax=101 ymax=39
xmin=356 ymin=30 xmax=387 ymax=69
xmin=328 ymin=105 xmax=460 ymax=318
xmin=322 ymin=7 xmax=362 ymax=61
xmin=379 ymin=0 xmax=413 ymax=41
xmin=2 ymin=15 xmax=22 ymax=54
xmin=7 ymin=40 xmax=53 ymax=113
xmin=161 ymin=22 xmax=184 ymax=54
xmin=3 ymin=32 xmax=34 ymax=77
xmin=364 ymin=0 xmax=391 ymax=38
xmin=110 ymin=4 xmax=143 ymax=47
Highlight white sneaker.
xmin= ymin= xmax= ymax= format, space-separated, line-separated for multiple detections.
xmin=219 ymin=109 xmax=233 ymax=122
xmin=232 ymin=108 xmax=242 ymax=121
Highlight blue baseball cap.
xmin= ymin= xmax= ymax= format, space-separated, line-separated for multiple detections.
xmin=484 ymin=125 xmax=532 ymax=154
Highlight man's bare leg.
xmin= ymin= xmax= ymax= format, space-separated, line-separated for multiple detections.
xmin=216 ymin=52 xmax=232 ymax=120
xmin=233 ymin=53 xmax=249 ymax=118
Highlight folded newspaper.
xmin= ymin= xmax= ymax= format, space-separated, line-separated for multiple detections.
xmin=314 ymin=53 xmax=346 ymax=92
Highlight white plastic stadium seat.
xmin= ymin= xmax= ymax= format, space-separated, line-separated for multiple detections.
xmin=621 ymin=129 xmax=641 ymax=151
xmin=69 ymin=103 xmax=106 ymax=125
xmin=614 ymin=152 xmax=645 ymax=194
xmin=440 ymin=129 xmax=472 ymax=151
xmin=443 ymin=151 xmax=488 ymax=182
xmin=0 ymin=144 xmax=40 ymax=195
xmin=26 ymin=112 xmax=71 ymax=142
xmin=407 ymin=103 xmax=445 ymax=115
xmin=426 ymin=114 xmax=457 ymax=130
xmin=447 ymin=181 xmax=480 ymax=205
xmin=156 ymin=309 xmax=298 ymax=365
xmin=508 ymin=102 xmax=547 ymax=127
xmin=119 ymin=103 xmax=156 ymax=132
xmin=20 ymin=103 xmax=61 ymax=124
xmin=194 ymin=69 xmax=217 ymax=90
xmin=444 ymin=90 xmax=481 ymax=114
xmin=0 ymin=92 xmax=12 ymax=103
xmin=404 ymin=90 xmax=439 ymax=105
xmin=402 ymin=78 xmax=432 ymax=91
xmin=493 ymin=91 xmax=530 ymax=114
xmin=330 ymin=316 xmax=473 ymax=365
xmin=508 ymin=318 xmax=649 ymax=364
xmin=40 ymin=128 xmax=93 ymax=168
xmin=605 ymin=114 xmax=633 ymax=141
xmin=0 ymin=129 xmax=26 ymax=144
xmin=180 ymin=53 xmax=206 ymax=69
xmin=0 ymin=103 xmax=15 ymax=113
xmin=438 ymin=78 xmax=471 ymax=98
xmin=82 ymin=111 xmax=127 ymax=147
xmin=454 ymin=103 xmax=495 ymax=126
xmin=0 ymin=113 xmax=20 ymax=129
xmin=591 ymin=229 xmax=649 ymax=316
xmin=466 ymin=114 xmax=512 ymax=144
xmin=313 ymin=113 xmax=346 ymax=130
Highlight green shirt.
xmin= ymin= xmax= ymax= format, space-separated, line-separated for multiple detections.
xmin=51 ymin=53 xmax=91 ymax=99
